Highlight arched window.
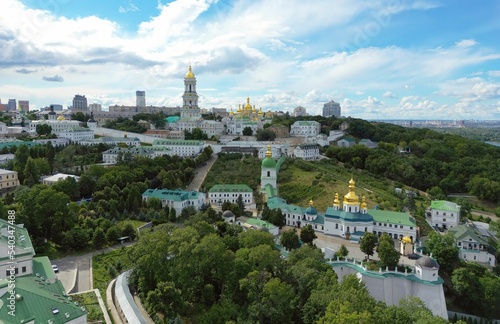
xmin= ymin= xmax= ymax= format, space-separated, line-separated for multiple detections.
xmin=267 ymin=171 xmax=270 ymax=177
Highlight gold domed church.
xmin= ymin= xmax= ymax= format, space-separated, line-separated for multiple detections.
xmin=176 ymin=66 xmax=204 ymax=132
xmin=266 ymin=176 xmax=417 ymax=243
xmin=225 ymin=97 xmax=272 ymax=135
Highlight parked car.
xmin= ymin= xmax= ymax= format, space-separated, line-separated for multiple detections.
xmin=407 ymin=253 xmax=421 ymax=260
xmin=51 ymin=264 xmax=59 ymax=273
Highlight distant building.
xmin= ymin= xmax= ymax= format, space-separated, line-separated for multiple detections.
xmin=102 ymin=147 xmax=157 ymax=164
xmin=337 ymin=136 xmax=356 ymax=147
xmin=243 ymin=218 xmax=279 ymax=236
xmin=7 ymin=99 xmax=16 ymax=112
xmin=449 ymin=224 xmax=496 ymax=267
xmin=72 ymin=94 xmax=88 ymax=111
xmin=29 ymin=119 xmax=81 ymax=135
xmin=294 ymin=144 xmax=320 ymax=160
xmin=142 ymin=188 xmax=206 ymax=215
xmin=293 ymin=106 xmax=307 ymax=117
xmin=208 ymin=184 xmax=254 ymax=207
xmin=58 ymin=127 xmax=94 ymax=142
xmin=429 ymin=200 xmax=460 ymax=230
xmin=18 ymin=100 xmax=29 ymax=112
xmin=152 ymin=139 xmax=204 ymax=157
xmin=136 ymin=90 xmax=146 ymax=108
xmin=79 ymin=136 xmax=140 ymax=147
xmin=358 ymin=139 xmax=378 ymax=149
xmin=289 ymin=121 xmax=321 ymax=137
xmin=41 ymin=173 xmax=80 ymax=185
xmin=88 ymin=103 xmax=102 ymax=112
xmin=0 ymin=169 xmax=20 ymax=195
xmin=323 ymin=100 xmax=341 ymax=118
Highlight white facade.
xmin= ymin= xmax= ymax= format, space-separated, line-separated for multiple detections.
xmin=450 ymin=224 xmax=497 ymax=267
xmin=142 ymin=189 xmax=206 ymax=215
xmin=199 ymin=120 xmax=224 ymax=136
xmin=0 ymin=169 xmax=19 ymax=194
xmin=41 ymin=173 xmax=80 ymax=185
xmin=289 ymin=121 xmax=321 ymax=137
xmin=429 ymin=200 xmax=460 ymax=230
xmin=294 ymin=144 xmax=320 ymax=160
xmin=293 ymin=106 xmax=307 ymax=117
xmin=152 ymin=139 xmax=204 ymax=157
xmin=58 ymin=127 xmax=94 ymax=142
xmin=208 ymin=184 xmax=254 ymax=207
xmin=29 ymin=120 xmax=81 ymax=134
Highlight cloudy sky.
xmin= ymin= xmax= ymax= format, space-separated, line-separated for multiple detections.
xmin=1 ymin=0 xmax=500 ymax=119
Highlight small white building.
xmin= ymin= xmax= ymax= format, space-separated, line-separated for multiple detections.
xmin=58 ymin=127 xmax=95 ymax=142
xmin=290 ymin=121 xmax=321 ymax=137
xmin=80 ymin=136 xmax=141 ymax=147
xmin=199 ymin=120 xmax=224 ymax=136
xmin=208 ymin=184 xmax=255 ymax=208
xmin=41 ymin=173 xmax=80 ymax=185
xmin=429 ymin=200 xmax=460 ymax=230
xmin=142 ymin=188 xmax=206 ymax=215
xmin=337 ymin=136 xmax=356 ymax=147
xmin=294 ymin=144 xmax=320 ymax=160
xmin=449 ymin=224 xmax=497 ymax=267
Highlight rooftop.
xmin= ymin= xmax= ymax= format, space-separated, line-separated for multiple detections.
xmin=208 ymin=184 xmax=253 ymax=193
xmin=142 ymin=188 xmax=202 ymax=201
xmin=152 ymin=139 xmax=203 ymax=146
xmin=370 ymin=209 xmax=416 ymax=227
xmin=431 ymin=200 xmax=460 ymax=212
xmin=0 ymin=219 xmax=34 ymax=261
xmin=0 ymin=257 xmax=86 ymax=323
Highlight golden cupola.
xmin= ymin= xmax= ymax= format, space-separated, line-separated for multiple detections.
xmin=244 ymin=97 xmax=252 ymax=111
xmin=343 ymin=177 xmax=359 ymax=204
xmin=258 ymin=107 xmax=263 ymax=116
xmin=333 ymin=193 xmax=341 ymax=208
xmin=185 ymin=65 xmax=195 ymax=78
xmin=237 ymin=104 xmax=242 ymax=113
xmin=252 ymin=105 xmax=257 ymax=114
xmin=229 ymin=108 xmax=234 ymax=116
xmin=361 ymin=195 xmax=367 ymax=209
xmin=266 ymin=144 xmax=272 ymax=158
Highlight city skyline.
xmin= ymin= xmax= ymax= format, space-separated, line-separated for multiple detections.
xmin=1 ymin=0 xmax=499 ymax=119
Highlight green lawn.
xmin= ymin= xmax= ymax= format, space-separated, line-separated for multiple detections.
xmin=92 ymin=247 xmax=135 ymax=304
xmin=71 ymin=291 xmax=105 ymax=322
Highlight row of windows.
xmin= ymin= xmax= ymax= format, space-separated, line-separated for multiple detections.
xmin=0 ymin=182 xmax=17 ymax=187
xmin=374 ymin=222 xmax=413 ymax=230
xmin=435 ymin=211 xmax=454 ymax=217
xmin=5 ymin=266 xmax=27 ymax=276
xmin=209 ymin=193 xmax=251 ymax=198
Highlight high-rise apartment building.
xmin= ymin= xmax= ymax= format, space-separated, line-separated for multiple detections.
xmin=322 ymin=100 xmax=341 ymax=118
xmin=18 ymin=100 xmax=29 ymax=112
xmin=89 ymin=103 xmax=102 ymax=112
xmin=72 ymin=94 xmax=88 ymax=110
xmin=136 ymin=91 xmax=146 ymax=108
xmin=7 ymin=99 xmax=16 ymax=112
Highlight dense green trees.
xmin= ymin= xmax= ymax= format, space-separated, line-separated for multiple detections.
xmin=280 ymin=228 xmax=301 ymax=251
xmin=360 ymin=232 xmax=378 ymax=260
xmin=129 ymin=218 xmax=447 ymax=323
xmin=377 ymin=233 xmax=400 ymax=268
xmin=425 ymin=232 xmax=459 ymax=274
xmin=300 ymin=224 xmax=317 ymax=245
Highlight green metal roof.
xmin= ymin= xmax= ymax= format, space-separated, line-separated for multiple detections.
xmin=430 ymin=200 xmax=460 ymax=212
xmin=262 ymin=157 xmax=276 ymax=168
xmin=165 ymin=116 xmax=181 ymax=123
xmin=370 ymin=209 xmax=416 ymax=227
xmin=0 ymin=219 xmax=35 ymax=262
xmin=325 ymin=208 xmax=374 ymax=222
xmin=152 ymin=139 xmax=203 ymax=146
xmin=297 ymin=121 xmax=319 ymax=126
xmin=264 ymin=184 xmax=277 ymax=199
xmin=448 ymin=225 xmax=489 ymax=246
xmin=0 ymin=257 xmax=87 ymax=323
xmin=266 ymin=197 xmax=304 ymax=214
xmin=142 ymin=188 xmax=201 ymax=201
xmin=246 ymin=218 xmax=277 ymax=230
xmin=339 ymin=136 xmax=356 ymax=143
xmin=209 ymin=184 xmax=253 ymax=193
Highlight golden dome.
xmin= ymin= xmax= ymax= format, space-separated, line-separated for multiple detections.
xmin=252 ymin=105 xmax=257 ymax=113
xmin=185 ymin=65 xmax=195 ymax=78
xmin=244 ymin=97 xmax=252 ymax=110
xmin=258 ymin=107 xmax=263 ymax=115
xmin=57 ymin=115 xmax=65 ymax=121
xmin=402 ymin=236 xmax=412 ymax=244
xmin=361 ymin=195 xmax=367 ymax=209
xmin=266 ymin=145 xmax=272 ymax=158
xmin=333 ymin=193 xmax=340 ymax=206
xmin=229 ymin=108 xmax=234 ymax=115
xmin=237 ymin=104 xmax=242 ymax=113
xmin=309 ymin=199 xmax=314 ymax=206
xmin=343 ymin=177 xmax=359 ymax=204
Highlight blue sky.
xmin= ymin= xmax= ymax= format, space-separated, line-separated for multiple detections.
xmin=1 ymin=0 xmax=499 ymax=119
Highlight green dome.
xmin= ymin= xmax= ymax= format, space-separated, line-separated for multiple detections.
xmin=305 ymin=206 xmax=318 ymax=215
xmin=262 ymin=157 xmax=276 ymax=168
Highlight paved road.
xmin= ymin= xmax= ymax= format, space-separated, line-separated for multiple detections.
xmin=53 ymin=242 xmax=135 ymax=293
xmin=187 ymin=154 xmax=218 ymax=191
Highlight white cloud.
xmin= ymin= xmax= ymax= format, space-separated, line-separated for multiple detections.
xmin=455 ymin=39 xmax=477 ymax=48
xmin=383 ymin=91 xmax=397 ymax=98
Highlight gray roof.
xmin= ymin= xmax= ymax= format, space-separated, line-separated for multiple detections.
xmin=416 ymin=256 xmax=439 ymax=269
